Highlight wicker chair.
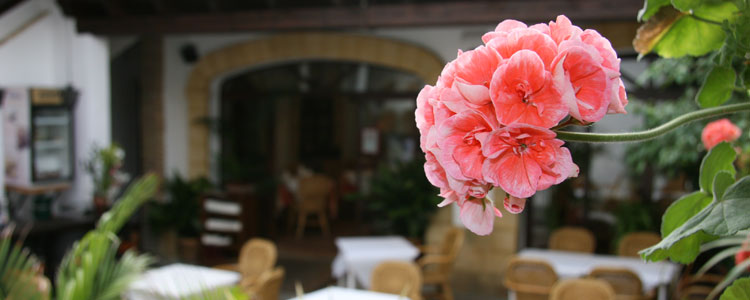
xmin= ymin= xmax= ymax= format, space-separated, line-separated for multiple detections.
xmin=676 ymin=273 xmax=724 ymax=300
xmin=371 ymin=261 xmax=423 ymax=300
xmin=618 ymin=232 xmax=661 ymax=257
xmin=551 ymin=278 xmax=616 ymax=300
xmin=589 ymin=267 xmax=644 ymax=300
xmin=215 ymin=238 xmax=278 ymax=288
xmin=296 ymin=175 xmax=334 ymax=238
xmin=549 ymin=227 xmax=596 ymax=253
xmin=245 ymin=267 xmax=285 ymax=300
xmin=419 ymin=227 xmax=465 ymax=300
xmin=504 ymin=257 xmax=558 ymax=300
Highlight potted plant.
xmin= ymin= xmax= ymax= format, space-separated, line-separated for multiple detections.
xmin=82 ymin=144 xmax=129 ymax=215
xmin=148 ymin=173 xmax=213 ymax=262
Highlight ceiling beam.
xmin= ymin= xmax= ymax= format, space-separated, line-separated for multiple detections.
xmin=76 ymin=0 xmax=643 ymax=35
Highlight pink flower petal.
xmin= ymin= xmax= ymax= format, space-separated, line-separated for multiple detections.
xmin=460 ymin=199 xmax=499 ymax=236
xmin=503 ymin=196 xmax=527 ymax=214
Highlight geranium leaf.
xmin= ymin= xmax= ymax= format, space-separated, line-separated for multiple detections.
xmin=671 ymin=0 xmax=704 ymax=11
xmin=720 ymin=278 xmax=750 ymax=300
xmin=713 ymin=171 xmax=735 ymax=201
xmin=641 ymin=191 xmax=714 ymax=262
xmin=697 ymin=66 xmax=736 ymax=108
xmin=641 ymin=177 xmax=750 ymax=263
xmin=638 ymin=0 xmax=672 ymax=21
xmin=635 ymin=1 xmax=738 ymax=58
xmin=700 ymin=142 xmax=737 ymax=195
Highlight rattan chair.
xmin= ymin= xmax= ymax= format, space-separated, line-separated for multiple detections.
xmin=215 ymin=238 xmax=278 ymax=288
xmin=549 ymin=227 xmax=596 ymax=253
xmin=296 ymin=175 xmax=334 ymax=238
xmin=618 ymin=232 xmax=661 ymax=257
xmin=504 ymin=256 xmax=558 ymax=300
xmin=371 ymin=261 xmax=423 ymax=300
xmin=245 ymin=267 xmax=285 ymax=300
xmin=419 ymin=227 xmax=465 ymax=300
xmin=551 ymin=278 xmax=616 ymax=300
xmin=589 ymin=267 xmax=644 ymax=300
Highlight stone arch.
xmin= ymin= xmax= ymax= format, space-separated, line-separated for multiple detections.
xmin=185 ymin=32 xmax=444 ymax=178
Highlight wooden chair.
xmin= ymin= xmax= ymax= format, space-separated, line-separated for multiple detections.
xmin=551 ymin=278 xmax=616 ymax=300
xmin=549 ymin=227 xmax=596 ymax=253
xmin=676 ymin=273 xmax=724 ymax=300
xmin=295 ymin=175 xmax=334 ymax=238
xmin=589 ymin=267 xmax=644 ymax=300
xmin=618 ymin=232 xmax=661 ymax=257
xmin=371 ymin=261 xmax=423 ymax=300
xmin=504 ymin=257 xmax=558 ymax=300
xmin=215 ymin=238 xmax=278 ymax=288
xmin=244 ymin=267 xmax=285 ymax=300
xmin=419 ymin=227 xmax=465 ymax=300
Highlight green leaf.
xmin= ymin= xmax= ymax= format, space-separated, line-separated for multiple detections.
xmin=720 ymin=278 xmax=750 ymax=300
xmin=649 ymin=2 xmax=738 ymax=58
xmin=713 ymin=170 xmax=735 ymax=200
xmin=671 ymin=0 xmax=704 ymax=11
xmin=642 ymin=176 xmax=750 ymax=263
xmin=639 ymin=0 xmax=672 ymax=21
xmin=642 ymin=191 xmax=714 ymax=262
xmin=712 ymin=258 xmax=750 ymax=299
xmin=697 ymin=66 xmax=736 ymax=108
xmin=700 ymin=142 xmax=737 ymax=195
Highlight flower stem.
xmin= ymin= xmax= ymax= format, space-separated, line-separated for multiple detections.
xmin=554 ymin=102 xmax=750 ymax=143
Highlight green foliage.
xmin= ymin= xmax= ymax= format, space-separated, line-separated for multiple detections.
xmin=0 ymin=228 xmax=47 ymax=300
xmin=56 ymin=174 xmax=159 ymax=300
xmin=638 ymin=0 xmax=671 ymax=21
xmin=700 ymin=142 xmax=738 ymax=194
xmin=83 ymin=144 xmax=129 ymax=199
xmin=148 ymin=173 xmax=213 ymax=237
xmin=698 ymin=65 xmax=737 ymax=108
xmin=721 ymin=277 xmax=750 ymax=300
xmin=354 ymin=159 xmax=441 ymax=238
xmin=613 ymin=201 xmax=658 ymax=250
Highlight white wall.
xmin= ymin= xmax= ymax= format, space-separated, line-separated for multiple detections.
xmin=0 ymin=0 xmax=111 ymax=215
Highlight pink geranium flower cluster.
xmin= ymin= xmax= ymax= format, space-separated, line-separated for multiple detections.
xmin=701 ymin=118 xmax=742 ymax=150
xmin=416 ymin=15 xmax=628 ymax=235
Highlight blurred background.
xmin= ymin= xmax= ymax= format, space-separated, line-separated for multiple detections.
xmin=1 ymin=0 xmax=744 ymax=299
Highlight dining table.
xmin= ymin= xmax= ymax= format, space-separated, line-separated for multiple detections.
xmin=287 ymin=286 xmax=411 ymax=300
xmin=124 ymin=263 xmax=241 ymax=299
xmin=331 ymin=236 xmax=420 ymax=289
xmin=516 ymin=248 xmax=681 ymax=300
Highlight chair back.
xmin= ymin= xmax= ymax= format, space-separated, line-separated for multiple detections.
xmin=250 ymin=267 xmax=285 ymax=300
xmin=371 ymin=261 xmax=423 ymax=300
xmin=504 ymin=257 xmax=558 ymax=300
xmin=617 ymin=232 xmax=661 ymax=257
xmin=551 ymin=278 xmax=616 ymax=300
xmin=437 ymin=228 xmax=465 ymax=273
xmin=238 ymin=238 xmax=278 ymax=281
xmin=549 ymin=227 xmax=596 ymax=253
xmin=589 ymin=267 xmax=643 ymax=299
xmin=297 ymin=175 xmax=334 ymax=211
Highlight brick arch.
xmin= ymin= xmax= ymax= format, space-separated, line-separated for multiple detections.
xmin=185 ymin=32 xmax=444 ymax=178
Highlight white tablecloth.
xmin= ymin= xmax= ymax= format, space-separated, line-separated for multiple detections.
xmin=125 ymin=263 xmax=241 ymax=299
xmin=518 ymin=248 xmax=681 ymax=300
xmin=332 ymin=236 xmax=420 ymax=288
xmin=287 ymin=286 xmax=411 ymax=300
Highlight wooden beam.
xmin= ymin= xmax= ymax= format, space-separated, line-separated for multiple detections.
xmin=76 ymin=0 xmax=643 ymax=34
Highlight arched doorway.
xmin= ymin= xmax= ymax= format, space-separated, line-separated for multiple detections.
xmin=185 ymin=32 xmax=444 ymax=178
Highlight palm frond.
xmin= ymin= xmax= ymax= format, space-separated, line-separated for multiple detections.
xmin=0 ymin=226 xmax=46 ymax=300
xmin=56 ymin=174 xmax=160 ymax=300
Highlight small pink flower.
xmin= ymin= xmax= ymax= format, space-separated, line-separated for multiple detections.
xmin=481 ymin=124 xmax=578 ymax=198
xmin=452 ymin=46 xmax=501 ymax=107
xmin=490 ymin=49 xmax=567 ymax=128
xmin=552 ymin=39 xmax=612 ymax=123
xmin=482 ymin=19 xmax=528 ymax=44
xmin=702 ymin=119 xmax=742 ymax=150
xmin=503 ymin=196 xmax=527 ymax=214
xmin=487 ymin=28 xmax=558 ymax=68
xmin=548 ymin=15 xmax=582 ymax=45
xmin=416 ymin=85 xmax=436 ymax=150
xmin=437 ymin=109 xmax=497 ymax=181
xmin=460 ymin=198 xmax=502 ymax=236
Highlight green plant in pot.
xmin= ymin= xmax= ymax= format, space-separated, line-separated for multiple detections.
xmin=83 ymin=144 xmax=129 ymax=215
xmin=148 ymin=173 xmax=213 ymax=262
